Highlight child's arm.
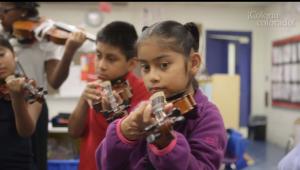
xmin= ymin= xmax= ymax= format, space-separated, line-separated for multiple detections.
xmin=95 ymin=101 xmax=175 ymax=170
xmin=95 ymin=101 xmax=155 ymax=170
xmin=147 ymin=108 xmax=227 ymax=170
xmin=7 ymin=77 xmax=42 ymax=137
xmin=68 ymin=95 xmax=89 ymax=138
xmin=95 ymin=117 xmax=137 ymax=170
xmin=45 ymin=31 xmax=86 ymax=89
xmin=68 ymin=80 xmax=101 ymax=138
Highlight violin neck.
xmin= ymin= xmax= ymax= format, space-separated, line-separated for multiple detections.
xmin=53 ymin=22 xmax=96 ymax=42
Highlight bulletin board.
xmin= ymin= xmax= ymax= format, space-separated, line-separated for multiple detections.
xmin=271 ymin=35 xmax=300 ymax=109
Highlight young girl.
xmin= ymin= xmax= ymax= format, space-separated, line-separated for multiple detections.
xmin=0 ymin=2 xmax=87 ymax=169
xmin=0 ymin=36 xmax=42 ymax=170
xmin=95 ymin=20 xmax=227 ymax=170
xmin=68 ymin=21 xmax=150 ymax=170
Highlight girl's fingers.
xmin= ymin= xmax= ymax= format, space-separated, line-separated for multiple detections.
xmin=143 ymin=103 xmax=153 ymax=124
xmin=6 ymin=77 xmax=26 ymax=92
xmin=131 ymin=101 xmax=149 ymax=120
xmin=164 ymin=103 xmax=174 ymax=114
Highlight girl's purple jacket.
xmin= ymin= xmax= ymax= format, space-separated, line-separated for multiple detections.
xmin=96 ymin=89 xmax=227 ymax=170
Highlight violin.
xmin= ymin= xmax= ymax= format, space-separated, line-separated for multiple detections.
xmin=144 ymin=91 xmax=196 ymax=144
xmin=92 ymin=77 xmax=132 ymax=123
xmin=166 ymin=92 xmax=197 ymax=115
xmin=0 ymin=74 xmax=47 ymax=104
xmin=12 ymin=17 xmax=96 ymax=45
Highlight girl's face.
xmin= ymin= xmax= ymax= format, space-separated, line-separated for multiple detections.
xmin=95 ymin=42 xmax=136 ymax=81
xmin=0 ymin=46 xmax=15 ymax=80
xmin=138 ymin=37 xmax=198 ymax=98
xmin=0 ymin=2 xmax=24 ymax=33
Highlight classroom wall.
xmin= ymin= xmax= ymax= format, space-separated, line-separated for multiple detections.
xmin=263 ymin=3 xmax=300 ymax=148
xmin=40 ymin=3 xmax=269 ymax=126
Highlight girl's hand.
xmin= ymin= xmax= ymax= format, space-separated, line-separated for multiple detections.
xmin=5 ymin=76 xmax=26 ymax=94
xmin=120 ymin=101 xmax=173 ymax=141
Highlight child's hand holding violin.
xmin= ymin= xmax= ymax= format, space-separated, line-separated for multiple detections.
xmin=65 ymin=31 xmax=87 ymax=52
xmin=82 ymin=80 xmax=103 ymax=106
xmin=82 ymin=80 xmax=123 ymax=111
xmin=120 ymin=101 xmax=174 ymax=144
xmin=5 ymin=75 xmax=28 ymax=95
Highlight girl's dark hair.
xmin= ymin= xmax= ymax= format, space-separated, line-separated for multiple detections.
xmin=139 ymin=20 xmax=200 ymax=90
xmin=97 ymin=21 xmax=138 ymax=60
xmin=13 ymin=2 xmax=40 ymax=18
xmin=0 ymin=35 xmax=14 ymax=53
xmin=138 ymin=20 xmax=199 ymax=56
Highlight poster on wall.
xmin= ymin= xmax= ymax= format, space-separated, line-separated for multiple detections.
xmin=271 ymin=35 xmax=300 ymax=109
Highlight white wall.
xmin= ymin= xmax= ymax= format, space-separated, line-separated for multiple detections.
xmin=39 ymin=3 xmax=268 ymax=125
xmin=262 ymin=3 xmax=300 ymax=148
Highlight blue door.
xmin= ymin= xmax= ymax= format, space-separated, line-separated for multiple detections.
xmin=206 ymin=30 xmax=252 ymax=127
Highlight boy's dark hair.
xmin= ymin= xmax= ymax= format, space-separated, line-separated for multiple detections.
xmin=139 ymin=20 xmax=200 ymax=90
xmin=97 ymin=21 xmax=138 ymax=60
xmin=13 ymin=2 xmax=40 ymax=18
xmin=0 ymin=35 xmax=14 ymax=53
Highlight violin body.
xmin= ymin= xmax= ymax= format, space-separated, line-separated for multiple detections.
xmin=171 ymin=93 xmax=196 ymax=115
xmin=13 ymin=20 xmax=38 ymax=41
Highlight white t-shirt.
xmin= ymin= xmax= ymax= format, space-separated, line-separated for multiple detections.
xmin=278 ymin=144 xmax=300 ymax=170
xmin=10 ymin=38 xmax=65 ymax=89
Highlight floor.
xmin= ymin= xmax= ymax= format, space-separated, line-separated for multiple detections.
xmin=243 ymin=140 xmax=286 ymax=170
xmin=47 ymin=139 xmax=287 ymax=170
